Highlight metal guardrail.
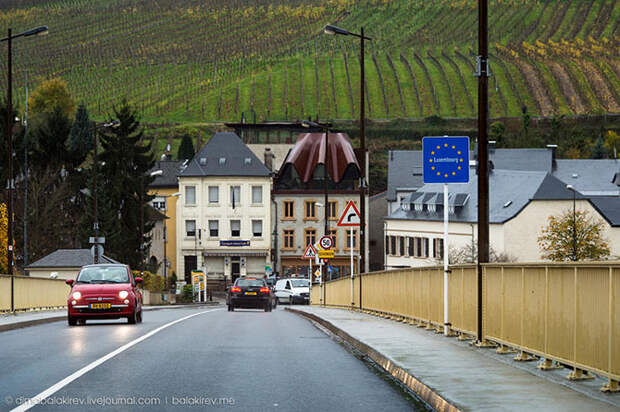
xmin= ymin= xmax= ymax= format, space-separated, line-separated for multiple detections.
xmin=0 ymin=275 xmax=68 ymax=311
xmin=312 ymin=263 xmax=620 ymax=392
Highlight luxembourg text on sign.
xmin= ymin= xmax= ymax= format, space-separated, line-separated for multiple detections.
xmin=422 ymin=136 xmax=470 ymax=184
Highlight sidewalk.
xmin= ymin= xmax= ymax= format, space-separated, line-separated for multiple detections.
xmin=0 ymin=302 xmax=220 ymax=332
xmin=287 ymin=306 xmax=619 ymax=412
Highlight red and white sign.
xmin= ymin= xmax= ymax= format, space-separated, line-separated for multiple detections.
xmin=302 ymin=244 xmax=318 ymax=260
xmin=337 ymin=200 xmax=361 ymax=227
xmin=319 ymin=235 xmax=333 ymax=250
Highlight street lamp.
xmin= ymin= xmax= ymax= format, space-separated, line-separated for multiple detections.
xmin=92 ymin=120 xmax=120 ymax=264
xmin=2 ymin=25 xmax=48 ymax=312
xmin=324 ymin=24 xmax=371 ymax=309
xmin=566 ymin=185 xmax=577 ymax=261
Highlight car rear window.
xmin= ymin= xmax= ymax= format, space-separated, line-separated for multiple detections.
xmin=77 ymin=266 xmax=129 ymax=284
xmin=236 ymin=278 xmax=265 ymax=287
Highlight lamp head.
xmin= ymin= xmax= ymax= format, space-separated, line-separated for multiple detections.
xmin=23 ymin=26 xmax=48 ymax=37
xmin=324 ymin=25 xmax=348 ymax=36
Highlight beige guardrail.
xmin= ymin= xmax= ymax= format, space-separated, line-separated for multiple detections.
xmin=311 ymin=263 xmax=619 ymax=391
xmin=0 ymin=275 xmax=69 ymax=311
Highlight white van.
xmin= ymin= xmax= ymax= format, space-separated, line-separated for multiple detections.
xmin=274 ymin=278 xmax=310 ymax=304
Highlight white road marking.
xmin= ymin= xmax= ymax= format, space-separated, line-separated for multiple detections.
xmin=11 ymin=308 xmax=221 ymax=412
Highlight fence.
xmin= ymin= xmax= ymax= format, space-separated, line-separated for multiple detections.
xmin=0 ymin=275 xmax=68 ymax=311
xmin=312 ymin=263 xmax=619 ymax=391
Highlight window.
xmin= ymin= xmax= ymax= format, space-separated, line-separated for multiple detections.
xmin=433 ymin=238 xmax=444 ymax=259
xmin=385 ymin=236 xmax=390 ymax=255
xmin=305 ymin=201 xmax=317 ymax=219
xmin=152 ymin=197 xmax=166 ymax=210
xmin=230 ymin=220 xmax=240 ymax=237
xmin=185 ymin=220 xmax=196 ymax=237
xmin=185 ymin=186 xmax=196 ymax=205
xmin=283 ymin=201 xmax=295 ymax=219
xmin=346 ymin=230 xmax=358 ymax=249
xmin=423 ymin=238 xmax=430 ymax=258
xmin=305 ymin=228 xmax=317 ymax=247
xmin=283 ymin=230 xmax=295 ymax=249
xmin=230 ymin=186 xmax=241 ymax=206
xmin=252 ymin=220 xmax=263 ymax=237
xmin=328 ymin=201 xmax=337 ymax=220
xmin=328 ymin=229 xmax=337 ymax=249
xmin=399 ymin=237 xmax=405 ymax=256
xmin=252 ymin=186 xmax=263 ymax=204
xmin=408 ymin=237 xmax=414 ymax=256
xmin=414 ymin=237 xmax=422 ymax=257
xmin=390 ymin=236 xmax=396 ymax=256
xmin=209 ymin=220 xmax=218 ymax=237
xmin=208 ymin=186 xmax=219 ymax=203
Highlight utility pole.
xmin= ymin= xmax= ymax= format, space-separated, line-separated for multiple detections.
xmin=6 ymin=29 xmax=14 ymax=311
xmin=93 ymin=123 xmax=99 ymax=264
xmin=359 ymin=26 xmax=366 ymax=308
xmin=476 ymin=0 xmax=490 ymax=343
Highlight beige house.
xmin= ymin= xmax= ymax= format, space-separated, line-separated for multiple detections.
xmin=25 ymin=249 xmax=119 ymax=280
xmin=385 ymin=169 xmax=620 ymax=268
xmin=176 ymin=133 xmax=272 ymax=284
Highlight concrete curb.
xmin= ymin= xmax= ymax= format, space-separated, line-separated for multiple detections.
xmin=286 ymin=307 xmax=461 ymax=412
xmin=0 ymin=303 xmax=220 ymax=333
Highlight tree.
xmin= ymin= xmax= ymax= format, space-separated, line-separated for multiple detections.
xmin=590 ymin=137 xmax=607 ymax=159
xmin=489 ymin=121 xmax=505 ymax=145
xmin=604 ymin=130 xmax=619 ymax=157
xmin=177 ymin=134 xmax=195 ymax=160
xmin=538 ymin=210 xmax=610 ymax=261
xmin=67 ymin=104 xmax=93 ymax=167
xmin=28 ymin=78 xmax=76 ymax=118
xmin=94 ymin=99 xmax=155 ymax=267
xmin=30 ymin=105 xmax=73 ymax=169
xmin=448 ymin=243 xmax=515 ymax=264
xmin=0 ymin=203 xmax=7 ymax=273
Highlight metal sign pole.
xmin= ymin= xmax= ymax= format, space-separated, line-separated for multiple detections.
xmin=350 ymin=229 xmax=354 ymax=306
xmin=443 ymin=183 xmax=450 ymax=336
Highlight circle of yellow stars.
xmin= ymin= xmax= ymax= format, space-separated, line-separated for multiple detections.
xmin=428 ymin=143 xmax=465 ymax=178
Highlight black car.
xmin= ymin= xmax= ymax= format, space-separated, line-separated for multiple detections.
xmin=227 ymin=277 xmax=274 ymax=312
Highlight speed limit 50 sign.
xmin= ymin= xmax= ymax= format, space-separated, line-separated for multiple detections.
xmin=319 ymin=235 xmax=333 ymax=250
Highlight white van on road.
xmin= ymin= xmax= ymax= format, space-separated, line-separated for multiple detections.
xmin=274 ymin=278 xmax=310 ymax=304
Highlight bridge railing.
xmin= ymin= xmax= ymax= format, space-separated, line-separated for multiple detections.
xmin=312 ymin=262 xmax=620 ymax=391
xmin=0 ymin=275 xmax=68 ymax=312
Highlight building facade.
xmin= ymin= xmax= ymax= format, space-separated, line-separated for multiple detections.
xmin=272 ymin=132 xmax=365 ymax=279
xmin=176 ymin=133 xmax=272 ymax=283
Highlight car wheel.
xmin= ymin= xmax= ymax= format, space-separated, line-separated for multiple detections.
xmin=68 ymin=316 xmax=77 ymax=326
xmin=273 ymin=298 xmax=278 ymax=309
xmin=289 ymin=296 xmax=294 ymax=305
xmin=264 ymin=302 xmax=270 ymax=312
xmin=128 ymin=309 xmax=137 ymax=324
xmin=78 ymin=318 xmax=87 ymax=326
xmin=228 ymin=304 xmax=234 ymax=312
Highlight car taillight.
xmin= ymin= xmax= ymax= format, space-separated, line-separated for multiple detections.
xmin=259 ymin=287 xmax=269 ymax=294
xmin=231 ymin=286 xmax=241 ymax=293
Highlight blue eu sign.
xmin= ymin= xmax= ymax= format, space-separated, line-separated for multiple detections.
xmin=422 ymin=136 xmax=470 ymax=183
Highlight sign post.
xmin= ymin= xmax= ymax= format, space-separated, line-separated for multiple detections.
xmin=338 ymin=200 xmax=361 ymax=307
xmin=302 ymin=244 xmax=318 ymax=298
xmin=423 ymin=136 xmax=469 ymax=336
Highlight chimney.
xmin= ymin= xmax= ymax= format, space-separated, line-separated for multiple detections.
xmin=546 ymin=144 xmax=557 ymax=171
xmin=264 ymin=147 xmax=275 ymax=172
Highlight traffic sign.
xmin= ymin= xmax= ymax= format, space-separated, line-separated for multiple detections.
xmin=89 ymin=237 xmax=106 ymax=244
xmin=314 ymin=269 xmax=321 ymax=278
xmin=90 ymin=245 xmax=104 ymax=257
xmin=337 ymin=200 xmax=361 ymax=227
xmin=319 ymin=235 xmax=333 ymax=250
xmin=302 ymin=244 xmax=318 ymax=260
xmin=422 ymin=136 xmax=469 ymax=183
xmin=318 ymin=250 xmax=335 ymax=259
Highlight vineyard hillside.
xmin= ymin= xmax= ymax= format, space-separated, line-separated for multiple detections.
xmin=1 ymin=0 xmax=618 ymax=123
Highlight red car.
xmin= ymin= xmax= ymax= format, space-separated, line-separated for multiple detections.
xmin=66 ymin=264 xmax=143 ymax=326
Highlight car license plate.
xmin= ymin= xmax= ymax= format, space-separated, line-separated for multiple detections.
xmin=245 ymin=292 xmax=257 ymax=295
xmin=89 ymin=303 xmax=111 ymax=309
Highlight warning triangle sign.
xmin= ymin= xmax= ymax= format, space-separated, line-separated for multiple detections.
xmin=337 ymin=200 xmax=361 ymax=227
xmin=302 ymin=244 xmax=318 ymax=259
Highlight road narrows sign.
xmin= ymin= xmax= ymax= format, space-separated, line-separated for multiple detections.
xmin=337 ymin=200 xmax=361 ymax=227
xmin=302 ymin=244 xmax=318 ymax=260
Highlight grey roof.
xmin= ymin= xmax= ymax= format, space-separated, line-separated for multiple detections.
xmin=389 ymin=169 xmax=558 ymax=224
xmin=149 ymin=160 xmax=183 ymax=188
xmin=553 ymin=159 xmax=619 ymax=196
xmin=532 ymin=174 xmax=586 ymax=200
xmin=589 ymin=196 xmax=620 ymax=227
xmin=180 ymin=132 xmax=270 ymax=177
xmin=387 ymin=151 xmax=423 ymax=201
xmin=387 ymin=148 xmax=554 ymax=202
xmin=26 ymin=249 xmax=119 ymax=269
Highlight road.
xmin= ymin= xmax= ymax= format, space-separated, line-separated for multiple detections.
xmin=0 ymin=306 xmax=424 ymax=412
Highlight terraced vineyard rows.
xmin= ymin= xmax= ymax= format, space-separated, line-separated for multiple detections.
xmin=0 ymin=0 xmax=617 ymax=123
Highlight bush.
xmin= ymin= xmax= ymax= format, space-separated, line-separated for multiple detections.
xmin=181 ymin=285 xmax=194 ymax=303
xmin=132 ymin=270 xmax=165 ymax=292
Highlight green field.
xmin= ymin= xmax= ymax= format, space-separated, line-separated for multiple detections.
xmin=1 ymin=0 xmax=618 ymax=123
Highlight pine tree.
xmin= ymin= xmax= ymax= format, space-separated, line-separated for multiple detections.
xmin=590 ymin=137 xmax=607 ymax=159
xmin=30 ymin=105 xmax=72 ymax=169
xmin=97 ymin=99 xmax=155 ymax=267
xmin=67 ymin=104 xmax=93 ymax=167
xmin=177 ymin=134 xmax=195 ymax=160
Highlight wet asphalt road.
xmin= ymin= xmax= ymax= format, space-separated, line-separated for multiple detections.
xmin=0 ymin=306 xmax=421 ymax=412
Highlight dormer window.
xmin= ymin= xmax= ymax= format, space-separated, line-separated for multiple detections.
xmin=199 ymin=157 xmax=207 ymax=165
xmin=219 ymin=157 xmax=226 ymax=165
xmin=414 ymin=203 xmax=423 ymax=212
xmin=244 ymin=157 xmax=251 ymax=165
xmin=427 ymin=203 xmax=436 ymax=213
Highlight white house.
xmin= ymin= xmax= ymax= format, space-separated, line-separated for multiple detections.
xmin=176 ymin=132 xmax=272 ymax=284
